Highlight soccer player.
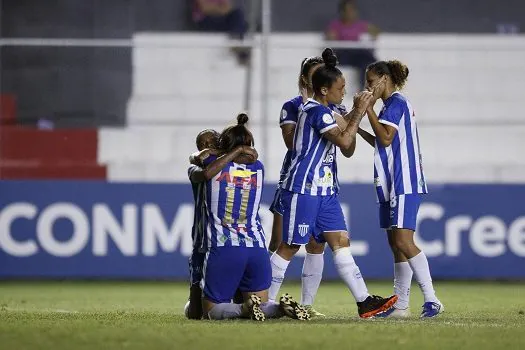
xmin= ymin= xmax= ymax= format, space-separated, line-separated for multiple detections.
xmin=185 ymin=128 xmax=255 ymax=319
xmin=200 ymin=114 xmax=309 ymax=321
xmin=269 ymin=56 xmax=348 ymax=317
xmin=359 ymin=60 xmax=444 ymax=318
xmin=268 ymin=48 xmax=398 ymax=318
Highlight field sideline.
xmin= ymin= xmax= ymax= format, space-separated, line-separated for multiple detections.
xmin=1 ymin=281 xmax=524 ymax=349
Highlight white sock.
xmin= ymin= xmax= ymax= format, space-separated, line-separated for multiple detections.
xmin=268 ymin=253 xmax=290 ymax=302
xmin=208 ymin=303 xmax=243 ymax=320
xmin=408 ymin=252 xmax=439 ymax=303
xmin=333 ymin=247 xmax=369 ymax=302
xmin=260 ymin=301 xmax=283 ymax=319
xmin=393 ymin=261 xmax=413 ymax=309
xmin=301 ymin=252 xmax=324 ymax=305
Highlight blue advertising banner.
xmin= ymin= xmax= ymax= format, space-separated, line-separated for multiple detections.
xmin=1 ymin=181 xmax=524 ymax=279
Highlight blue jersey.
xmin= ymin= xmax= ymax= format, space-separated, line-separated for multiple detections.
xmin=204 ymin=156 xmax=266 ymax=248
xmin=188 ymin=165 xmax=208 ymax=253
xmin=277 ymin=95 xmax=347 ymax=188
xmin=282 ymin=98 xmax=340 ymax=196
xmin=374 ymin=92 xmax=428 ymax=202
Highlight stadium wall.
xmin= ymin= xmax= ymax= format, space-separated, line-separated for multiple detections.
xmin=1 ymin=181 xmax=524 ymax=280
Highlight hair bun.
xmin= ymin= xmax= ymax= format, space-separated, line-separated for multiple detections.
xmin=237 ymin=113 xmax=249 ymax=125
xmin=321 ymin=48 xmax=338 ymax=68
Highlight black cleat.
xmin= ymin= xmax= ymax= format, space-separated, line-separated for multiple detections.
xmin=357 ymin=295 xmax=398 ymax=319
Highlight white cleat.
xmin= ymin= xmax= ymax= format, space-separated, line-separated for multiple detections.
xmin=375 ymin=306 xmax=411 ymax=318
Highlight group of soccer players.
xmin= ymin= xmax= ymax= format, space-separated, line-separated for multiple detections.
xmin=184 ymin=47 xmax=444 ymax=321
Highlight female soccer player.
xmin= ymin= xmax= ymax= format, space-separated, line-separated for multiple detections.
xmin=268 ymin=56 xmax=348 ymax=316
xmin=199 ymin=114 xmax=309 ymax=321
xmin=268 ymin=48 xmax=397 ymax=318
xmin=185 ymin=128 xmax=257 ymax=319
xmin=359 ymin=60 xmax=444 ymax=318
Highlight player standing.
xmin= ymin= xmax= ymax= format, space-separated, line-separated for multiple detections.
xmin=268 ymin=48 xmax=397 ymax=318
xmin=269 ymin=56 xmax=348 ymax=317
xmin=360 ymin=60 xmax=444 ymax=318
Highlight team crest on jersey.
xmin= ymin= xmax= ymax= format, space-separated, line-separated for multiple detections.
xmin=374 ymin=177 xmax=381 ymax=187
xmin=280 ymin=109 xmax=287 ymax=120
xmin=322 ymin=113 xmax=334 ymax=124
xmin=298 ymin=224 xmax=309 ymax=237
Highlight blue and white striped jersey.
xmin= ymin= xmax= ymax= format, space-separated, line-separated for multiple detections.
xmin=282 ymin=98 xmax=341 ymax=196
xmin=277 ymin=96 xmax=347 ymax=189
xmin=374 ymin=92 xmax=428 ymax=202
xmin=204 ymin=156 xmax=266 ymax=248
xmin=188 ymin=165 xmax=208 ymax=253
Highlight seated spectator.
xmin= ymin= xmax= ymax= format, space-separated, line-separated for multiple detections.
xmin=326 ymin=0 xmax=380 ymax=87
xmin=193 ymin=0 xmax=248 ymax=39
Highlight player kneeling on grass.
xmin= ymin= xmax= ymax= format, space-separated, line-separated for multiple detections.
xmin=194 ymin=114 xmax=310 ymax=321
xmin=185 ymin=128 xmax=245 ymax=319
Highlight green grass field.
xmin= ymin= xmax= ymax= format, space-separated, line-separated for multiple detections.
xmin=1 ymin=281 xmax=524 ymax=350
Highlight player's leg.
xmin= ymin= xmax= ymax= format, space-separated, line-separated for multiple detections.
xmin=375 ymin=201 xmax=413 ymax=318
xmin=268 ymin=191 xmax=317 ymax=302
xmin=317 ymin=194 xmax=397 ymax=318
xmin=389 ymin=194 xmax=443 ymax=318
xmin=242 ymin=247 xmax=309 ymax=320
xmin=301 ymin=235 xmax=326 ymax=317
xmin=185 ymin=248 xmax=205 ymax=319
xmin=201 ymin=248 xmax=262 ymax=320
xmin=268 ymin=188 xmax=284 ymax=254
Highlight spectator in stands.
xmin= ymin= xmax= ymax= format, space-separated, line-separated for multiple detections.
xmin=326 ymin=0 xmax=380 ymax=87
xmin=192 ymin=0 xmax=250 ymax=65
xmin=193 ymin=0 xmax=247 ymax=39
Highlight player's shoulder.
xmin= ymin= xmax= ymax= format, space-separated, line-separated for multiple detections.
xmin=390 ymin=92 xmax=409 ymax=107
xmin=282 ymin=95 xmax=302 ymax=110
xmin=328 ymin=103 xmax=347 ymax=115
xmin=303 ymin=98 xmax=330 ymax=114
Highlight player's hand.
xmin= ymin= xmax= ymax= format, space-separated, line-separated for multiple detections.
xmin=241 ymin=146 xmax=258 ymax=161
xmin=354 ymin=91 xmax=374 ymax=114
xmin=370 ymin=76 xmax=387 ymax=101
xmin=208 ymin=148 xmax=221 ymax=156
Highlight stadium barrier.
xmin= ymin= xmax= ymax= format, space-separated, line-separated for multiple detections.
xmin=1 ymin=181 xmax=524 ymax=279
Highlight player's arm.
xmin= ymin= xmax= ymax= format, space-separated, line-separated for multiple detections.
xmin=233 ymin=146 xmax=258 ymax=164
xmin=358 ymin=127 xmax=376 ymax=147
xmin=189 ymin=146 xmax=244 ymax=183
xmin=189 ymin=148 xmax=221 ymax=166
xmin=323 ymin=93 xmax=372 ymax=157
xmin=281 ymin=124 xmax=296 ymax=150
xmin=332 ymin=112 xmax=356 ymax=158
xmin=366 ymin=106 xmax=397 ymax=147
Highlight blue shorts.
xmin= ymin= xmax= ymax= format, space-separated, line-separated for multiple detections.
xmin=269 ymin=187 xmax=284 ymax=216
xmin=201 ymin=247 xmax=271 ymax=304
xmin=189 ymin=247 xmax=206 ymax=286
xmin=281 ymin=190 xmax=347 ymax=245
xmin=379 ymin=194 xmax=421 ymax=231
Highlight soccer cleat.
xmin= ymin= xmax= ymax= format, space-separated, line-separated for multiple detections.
xmin=304 ymin=305 xmax=326 ymax=318
xmin=375 ymin=306 xmax=411 ymax=318
xmin=357 ymin=295 xmax=398 ymax=319
xmin=279 ymin=293 xmax=310 ymax=320
xmin=244 ymin=294 xmax=265 ymax=321
xmin=420 ymin=302 xmax=444 ymax=318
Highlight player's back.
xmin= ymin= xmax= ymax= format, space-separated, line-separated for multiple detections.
xmin=205 ymin=156 xmax=266 ymax=249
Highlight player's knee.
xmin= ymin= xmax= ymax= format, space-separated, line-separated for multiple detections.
xmin=326 ymin=231 xmax=350 ymax=250
xmin=305 ymin=238 xmax=325 ymax=254
xmin=276 ymin=242 xmax=300 ymax=260
xmin=393 ymin=235 xmax=413 ymax=253
xmin=268 ymin=239 xmax=280 ymax=253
